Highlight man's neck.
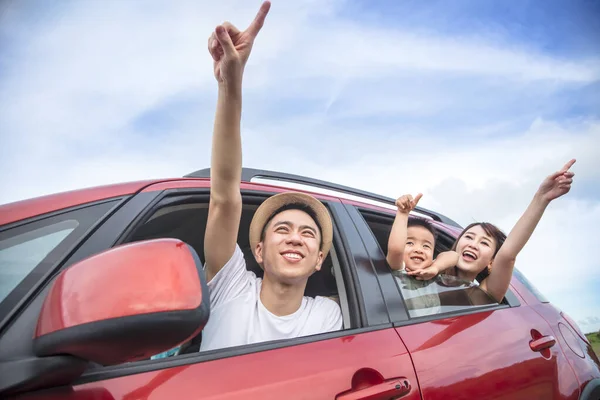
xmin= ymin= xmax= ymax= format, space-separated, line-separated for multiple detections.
xmin=260 ymin=274 xmax=306 ymax=317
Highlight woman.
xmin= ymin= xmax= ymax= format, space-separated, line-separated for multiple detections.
xmin=409 ymin=159 xmax=576 ymax=303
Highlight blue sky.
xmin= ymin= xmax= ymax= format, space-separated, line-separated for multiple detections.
xmin=0 ymin=0 xmax=599 ymax=333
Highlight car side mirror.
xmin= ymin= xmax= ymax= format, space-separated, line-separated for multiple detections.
xmin=33 ymin=238 xmax=209 ymax=366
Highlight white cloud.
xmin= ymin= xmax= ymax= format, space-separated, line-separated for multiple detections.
xmin=1 ymin=0 xmax=599 ymax=328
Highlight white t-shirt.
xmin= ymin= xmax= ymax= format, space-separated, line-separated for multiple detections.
xmin=200 ymin=244 xmax=343 ymax=352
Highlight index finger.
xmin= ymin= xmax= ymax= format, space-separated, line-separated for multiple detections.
xmin=413 ymin=193 xmax=423 ymax=206
xmin=246 ymin=1 xmax=271 ymax=38
xmin=561 ymin=158 xmax=576 ymax=173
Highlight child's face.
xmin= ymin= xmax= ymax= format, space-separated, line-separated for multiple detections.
xmin=403 ymin=226 xmax=435 ymax=271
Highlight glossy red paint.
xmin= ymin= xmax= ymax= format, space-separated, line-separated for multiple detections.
xmin=13 ymin=387 xmax=117 ymax=400
xmin=14 ymin=329 xmax=420 ymax=400
xmin=0 ymin=180 xmax=164 ymax=226
xmin=558 ymin=323 xmax=585 ymax=358
xmin=561 ymin=310 xmax=591 ymax=345
xmin=36 ymin=239 xmax=202 ymax=337
xmin=396 ymin=306 xmax=580 ymax=400
xmin=532 ymin=303 xmax=600 ymax=396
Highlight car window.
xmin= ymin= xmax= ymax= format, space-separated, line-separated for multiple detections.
xmin=125 ymin=198 xmax=343 ymax=303
xmin=121 ymin=194 xmax=351 ymax=358
xmin=0 ymin=199 xmax=120 ymax=321
xmin=394 ymin=271 xmax=497 ymax=318
xmin=0 ymin=220 xmax=78 ymax=302
xmin=357 ymin=208 xmax=504 ymax=319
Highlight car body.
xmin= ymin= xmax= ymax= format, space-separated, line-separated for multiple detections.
xmin=1 ymin=168 xmax=599 ymax=400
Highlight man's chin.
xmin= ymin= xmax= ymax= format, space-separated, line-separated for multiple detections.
xmin=264 ymin=265 xmax=312 ymax=285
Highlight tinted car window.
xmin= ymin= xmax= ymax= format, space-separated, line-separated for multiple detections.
xmin=357 ymin=208 xmax=505 ymax=318
xmin=0 ymin=220 xmax=78 ymax=302
xmin=0 ymin=199 xmax=120 ymax=321
xmin=394 ymin=271 xmax=498 ymax=318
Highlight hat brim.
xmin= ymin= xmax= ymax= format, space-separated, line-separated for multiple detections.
xmin=249 ymin=192 xmax=333 ymax=268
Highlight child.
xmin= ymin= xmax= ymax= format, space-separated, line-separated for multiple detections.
xmin=387 ymin=193 xmax=458 ymax=277
xmin=386 ymin=193 xmax=458 ymax=317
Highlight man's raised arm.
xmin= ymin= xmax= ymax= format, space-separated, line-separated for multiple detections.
xmin=204 ymin=2 xmax=271 ymax=282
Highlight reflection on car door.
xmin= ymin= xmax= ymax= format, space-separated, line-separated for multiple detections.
xmin=396 ymin=306 xmax=579 ymax=400
xmin=29 ymin=330 xmax=421 ymax=400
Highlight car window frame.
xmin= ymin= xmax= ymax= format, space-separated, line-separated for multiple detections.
xmin=115 ymin=188 xmax=382 ymax=329
xmin=74 ymin=187 xmax=393 ymax=385
xmin=348 ymin=204 xmax=521 ymax=326
xmin=118 ymin=190 xmax=356 ymax=330
xmin=0 ymin=198 xmax=124 ymax=331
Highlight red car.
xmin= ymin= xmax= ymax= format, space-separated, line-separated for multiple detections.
xmin=1 ymin=168 xmax=598 ymax=400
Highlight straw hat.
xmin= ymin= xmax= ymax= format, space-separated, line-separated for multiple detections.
xmin=249 ymin=192 xmax=333 ymax=268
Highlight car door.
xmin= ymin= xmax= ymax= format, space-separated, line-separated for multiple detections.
xmin=8 ymin=184 xmax=422 ymax=400
xmin=511 ymin=268 xmax=600 ymax=398
xmin=348 ymin=203 xmax=580 ymax=400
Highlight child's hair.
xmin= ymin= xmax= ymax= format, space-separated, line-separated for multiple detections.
xmin=407 ymin=218 xmax=438 ymax=244
xmin=451 ymin=222 xmax=507 ymax=282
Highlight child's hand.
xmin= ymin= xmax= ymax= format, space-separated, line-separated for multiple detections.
xmin=537 ymin=159 xmax=576 ymax=203
xmin=208 ymin=1 xmax=271 ymax=85
xmin=395 ymin=193 xmax=423 ymax=215
xmin=407 ymin=265 xmax=439 ymax=280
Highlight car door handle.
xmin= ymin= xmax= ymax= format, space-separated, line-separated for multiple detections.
xmin=336 ymin=378 xmax=411 ymax=400
xmin=530 ymin=335 xmax=556 ymax=352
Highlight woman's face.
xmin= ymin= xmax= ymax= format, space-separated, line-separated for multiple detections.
xmin=455 ymin=224 xmax=498 ymax=276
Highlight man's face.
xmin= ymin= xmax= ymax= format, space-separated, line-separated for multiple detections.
xmin=255 ymin=208 xmax=324 ymax=285
xmin=403 ymin=226 xmax=435 ymax=271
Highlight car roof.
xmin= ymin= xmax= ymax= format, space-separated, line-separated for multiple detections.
xmin=1 ymin=170 xmax=463 ymax=236
xmin=0 ymin=179 xmax=165 ymax=226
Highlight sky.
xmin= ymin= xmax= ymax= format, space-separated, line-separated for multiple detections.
xmin=1 ymin=0 xmax=599 ymax=333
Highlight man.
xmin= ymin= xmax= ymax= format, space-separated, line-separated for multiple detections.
xmin=200 ymin=1 xmax=342 ymax=352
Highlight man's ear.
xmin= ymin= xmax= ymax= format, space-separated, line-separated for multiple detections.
xmin=255 ymin=242 xmax=264 ymax=264
xmin=314 ymin=251 xmax=324 ymax=272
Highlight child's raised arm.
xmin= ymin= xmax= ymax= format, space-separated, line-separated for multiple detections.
xmin=387 ymin=193 xmax=423 ymax=270
xmin=482 ymin=159 xmax=576 ymax=302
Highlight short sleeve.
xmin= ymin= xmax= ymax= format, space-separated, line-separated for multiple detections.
xmin=206 ymin=244 xmax=255 ymax=309
xmin=319 ymin=297 xmax=343 ymax=332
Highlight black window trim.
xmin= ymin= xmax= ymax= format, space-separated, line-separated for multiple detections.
xmin=327 ymin=203 xmax=363 ymax=328
xmin=350 ymin=204 xmax=521 ymax=326
xmin=112 ymin=189 xmax=210 ymax=246
xmin=0 ymin=197 xmax=127 ymax=333
xmin=343 ymin=204 xmax=409 ymax=322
